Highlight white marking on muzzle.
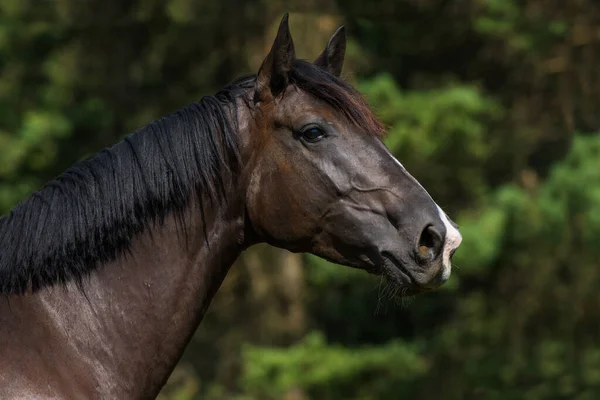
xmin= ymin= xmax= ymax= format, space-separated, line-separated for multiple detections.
xmin=386 ymin=148 xmax=462 ymax=281
xmin=436 ymin=205 xmax=462 ymax=281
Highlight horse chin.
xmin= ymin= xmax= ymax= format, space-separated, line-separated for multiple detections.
xmin=377 ymin=253 xmax=429 ymax=296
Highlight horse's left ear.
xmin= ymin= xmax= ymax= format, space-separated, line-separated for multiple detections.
xmin=314 ymin=26 xmax=346 ymax=77
xmin=255 ymin=14 xmax=296 ymax=103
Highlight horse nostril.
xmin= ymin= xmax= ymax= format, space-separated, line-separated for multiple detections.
xmin=417 ymin=225 xmax=443 ymax=261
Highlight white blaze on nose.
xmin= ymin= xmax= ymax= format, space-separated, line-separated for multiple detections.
xmin=387 ymin=148 xmax=462 ymax=281
xmin=390 ymin=155 xmax=404 ymax=169
xmin=436 ymin=205 xmax=462 ymax=281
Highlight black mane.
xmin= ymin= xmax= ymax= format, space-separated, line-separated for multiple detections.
xmin=0 ymin=77 xmax=253 ymax=294
xmin=0 ymin=61 xmax=382 ymax=294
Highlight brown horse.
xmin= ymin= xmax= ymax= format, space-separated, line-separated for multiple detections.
xmin=0 ymin=15 xmax=462 ymax=399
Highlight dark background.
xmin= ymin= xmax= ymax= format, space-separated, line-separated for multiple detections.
xmin=1 ymin=1 xmax=599 ymax=399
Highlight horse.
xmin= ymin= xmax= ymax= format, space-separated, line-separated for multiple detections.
xmin=0 ymin=14 xmax=462 ymax=399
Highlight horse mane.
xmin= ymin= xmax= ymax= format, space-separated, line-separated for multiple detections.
xmin=0 ymin=61 xmax=383 ymax=294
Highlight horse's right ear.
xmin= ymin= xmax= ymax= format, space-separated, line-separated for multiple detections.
xmin=254 ymin=14 xmax=296 ymax=103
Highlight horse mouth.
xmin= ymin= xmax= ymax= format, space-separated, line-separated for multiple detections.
xmin=377 ymin=253 xmax=429 ymax=295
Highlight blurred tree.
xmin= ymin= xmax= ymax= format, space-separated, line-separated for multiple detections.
xmin=359 ymin=74 xmax=502 ymax=212
xmin=428 ymin=134 xmax=600 ymax=399
xmin=0 ymin=0 xmax=271 ymax=212
xmin=2 ymin=1 xmax=600 ymax=399
xmin=240 ymin=332 xmax=427 ymax=400
xmin=338 ymin=0 xmax=600 ymax=181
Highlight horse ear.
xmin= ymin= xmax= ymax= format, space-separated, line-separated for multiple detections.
xmin=255 ymin=14 xmax=296 ymax=103
xmin=314 ymin=26 xmax=346 ymax=77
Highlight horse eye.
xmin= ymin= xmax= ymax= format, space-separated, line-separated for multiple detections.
xmin=302 ymin=127 xmax=326 ymax=143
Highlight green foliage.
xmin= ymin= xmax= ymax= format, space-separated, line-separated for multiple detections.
xmin=240 ymin=332 xmax=427 ymax=400
xmin=432 ymin=134 xmax=600 ymax=399
xmin=474 ymin=0 xmax=568 ymax=54
xmin=359 ymin=73 xmax=502 ymax=210
xmin=0 ymin=0 xmax=269 ymax=214
xmin=0 ymin=110 xmax=72 ymax=209
xmin=1 ymin=2 xmax=599 ymax=400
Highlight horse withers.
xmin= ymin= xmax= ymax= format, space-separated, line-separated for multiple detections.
xmin=0 ymin=14 xmax=461 ymax=399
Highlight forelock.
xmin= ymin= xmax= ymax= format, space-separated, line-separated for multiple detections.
xmin=288 ymin=60 xmax=385 ymax=138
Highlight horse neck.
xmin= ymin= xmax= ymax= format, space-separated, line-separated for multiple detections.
xmin=5 ymin=195 xmax=247 ymax=398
